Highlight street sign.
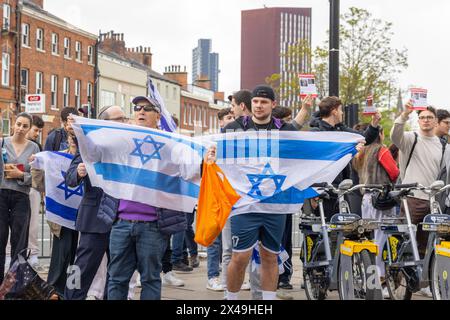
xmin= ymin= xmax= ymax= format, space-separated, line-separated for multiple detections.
xmin=25 ymin=94 xmax=46 ymax=114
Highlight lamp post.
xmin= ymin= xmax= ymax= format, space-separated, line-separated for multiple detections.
xmin=329 ymin=0 xmax=340 ymax=97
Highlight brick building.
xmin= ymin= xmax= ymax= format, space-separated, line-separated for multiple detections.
xmin=0 ymin=0 xmax=19 ymax=135
xmin=164 ymin=66 xmax=227 ymax=136
xmin=18 ymin=0 xmax=97 ymax=141
xmin=98 ymin=31 xmax=181 ymax=121
xmin=241 ymin=7 xmax=312 ymax=110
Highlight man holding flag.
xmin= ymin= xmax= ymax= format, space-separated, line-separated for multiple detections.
xmin=206 ymin=85 xmax=364 ymax=300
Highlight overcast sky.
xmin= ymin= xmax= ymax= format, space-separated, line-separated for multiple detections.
xmin=45 ymin=0 xmax=450 ymax=108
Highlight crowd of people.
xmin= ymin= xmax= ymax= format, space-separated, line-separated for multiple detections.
xmin=0 ymin=83 xmax=449 ymax=300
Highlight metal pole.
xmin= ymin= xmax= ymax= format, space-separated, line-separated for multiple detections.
xmin=329 ymin=0 xmax=340 ymax=97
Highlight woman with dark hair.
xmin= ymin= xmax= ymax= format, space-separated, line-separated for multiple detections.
xmin=0 ymin=113 xmax=40 ymax=284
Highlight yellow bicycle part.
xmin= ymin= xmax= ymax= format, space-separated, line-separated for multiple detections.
xmin=340 ymin=240 xmax=378 ymax=257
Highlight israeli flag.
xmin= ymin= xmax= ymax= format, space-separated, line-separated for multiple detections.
xmin=31 ymin=152 xmax=83 ymax=230
xmin=252 ymin=245 xmax=290 ymax=275
xmin=71 ymin=116 xmax=209 ymax=213
xmin=210 ymin=130 xmax=361 ymax=216
xmin=147 ymin=76 xmax=177 ymax=132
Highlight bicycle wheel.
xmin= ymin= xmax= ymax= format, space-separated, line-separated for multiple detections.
xmin=385 ymin=265 xmax=413 ymax=300
xmin=303 ymin=268 xmax=328 ymax=300
xmin=430 ymin=254 xmax=442 ymax=300
xmin=338 ymin=250 xmax=377 ymax=300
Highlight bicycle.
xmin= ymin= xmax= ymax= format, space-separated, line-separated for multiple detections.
xmin=380 ymin=181 xmax=450 ymax=300
xmin=300 ymin=179 xmax=382 ymax=300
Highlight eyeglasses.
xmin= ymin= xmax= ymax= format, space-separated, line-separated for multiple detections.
xmin=134 ymin=105 xmax=159 ymax=113
xmin=418 ymin=116 xmax=435 ymax=121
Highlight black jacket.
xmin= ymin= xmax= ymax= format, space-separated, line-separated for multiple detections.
xmin=66 ymin=152 xmax=119 ymax=234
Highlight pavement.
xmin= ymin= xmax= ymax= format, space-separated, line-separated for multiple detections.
xmin=32 ymin=250 xmax=431 ymax=301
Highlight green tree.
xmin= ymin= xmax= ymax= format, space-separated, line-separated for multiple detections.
xmin=339 ymin=7 xmax=408 ymax=107
xmin=267 ymin=7 xmax=408 ymax=113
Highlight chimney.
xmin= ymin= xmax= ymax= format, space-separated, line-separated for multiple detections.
xmin=29 ymin=0 xmax=44 ymax=8
xmin=194 ymin=75 xmax=211 ymax=90
xmin=98 ymin=30 xmax=127 ymax=57
xmin=164 ymin=65 xmax=188 ymax=90
xmin=142 ymin=47 xmax=152 ymax=67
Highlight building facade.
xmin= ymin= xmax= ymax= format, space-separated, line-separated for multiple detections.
xmin=98 ymin=31 xmax=181 ymax=121
xmin=241 ymin=7 xmax=312 ymax=110
xmin=165 ymin=66 xmax=225 ymax=136
xmin=192 ymin=39 xmax=220 ymax=92
xmin=98 ymin=50 xmax=147 ymax=119
xmin=0 ymin=0 xmax=19 ymax=136
xmin=0 ymin=0 xmax=98 ymax=140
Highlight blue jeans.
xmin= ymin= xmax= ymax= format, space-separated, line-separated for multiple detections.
xmin=108 ymin=220 xmax=167 ymax=300
xmin=171 ymin=231 xmax=185 ymax=264
xmin=207 ymin=233 xmax=222 ymax=279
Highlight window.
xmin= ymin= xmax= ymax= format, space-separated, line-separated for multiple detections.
xmin=20 ymin=69 xmax=28 ymax=103
xmin=74 ymin=80 xmax=81 ymax=108
xmin=3 ymin=118 xmax=10 ymax=136
xmin=51 ymin=75 xmax=58 ymax=108
xmin=121 ymin=94 xmax=125 ymax=109
xmin=2 ymin=4 xmax=10 ymax=30
xmin=35 ymin=72 xmax=43 ymax=94
xmin=173 ymin=87 xmax=177 ymax=100
xmin=63 ymin=77 xmax=70 ymax=107
xmin=87 ymin=46 xmax=94 ymax=64
xmin=51 ymin=33 xmax=59 ymax=54
xmin=75 ymin=41 xmax=81 ymax=61
xmin=183 ymin=103 xmax=187 ymax=125
xmin=22 ymin=24 xmax=30 ymax=47
xmin=64 ymin=37 xmax=70 ymax=58
xmin=101 ymin=90 xmax=115 ymax=107
xmin=2 ymin=53 xmax=10 ymax=86
xmin=188 ymin=104 xmax=192 ymax=125
xmin=165 ymin=85 xmax=169 ymax=99
xmin=36 ymin=28 xmax=44 ymax=51
xmin=87 ymin=82 xmax=93 ymax=104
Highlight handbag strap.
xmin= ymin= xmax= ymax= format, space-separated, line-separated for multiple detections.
xmin=404 ymin=132 xmax=418 ymax=175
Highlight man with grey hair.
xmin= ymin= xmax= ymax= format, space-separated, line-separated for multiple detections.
xmin=64 ymin=106 xmax=125 ymax=300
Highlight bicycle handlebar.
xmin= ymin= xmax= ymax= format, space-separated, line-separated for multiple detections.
xmin=311 ymin=182 xmax=329 ymax=188
xmin=394 ymin=183 xmax=419 ymax=189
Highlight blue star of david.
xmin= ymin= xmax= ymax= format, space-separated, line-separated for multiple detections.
xmin=57 ymin=171 xmax=84 ymax=200
xmin=247 ymin=163 xmax=286 ymax=200
xmin=130 ymin=135 xmax=165 ymax=165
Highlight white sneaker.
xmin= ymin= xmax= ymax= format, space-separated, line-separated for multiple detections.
xmin=240 ymin=281 xmax=251 ymax=291
xmin=135 ymin=273 xmax=141 ymax=288
xmin=382 ymin=287 xmax=390 ymax=299
xmin=207 ymin=277 xmax=224 ymax=291
xmin=162 ymin=271 xmax=185 ymax=287
xmin=419 ymin=286 xmax=433 ymax=298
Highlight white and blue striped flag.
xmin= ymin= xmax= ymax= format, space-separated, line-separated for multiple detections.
xmin=31 ymin=151 xmax=83 ymax=230
xmin=71 ymin=116 xmax=210 ymax=213
xmin=147 ymin=76 xmax=177 ymax=132
xmin=208 ymin=130 xmax=362 ymax=216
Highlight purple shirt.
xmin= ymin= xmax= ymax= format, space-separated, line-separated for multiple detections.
xmin=117 ymin=200 xmax=158 ymax=222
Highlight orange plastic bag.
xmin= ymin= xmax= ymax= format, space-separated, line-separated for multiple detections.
xmin=195 ymin=162 xmax=241 ymax=247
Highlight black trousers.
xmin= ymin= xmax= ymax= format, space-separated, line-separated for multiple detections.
xmin=64 ymin=232 xmax=110 ymax=300
xmin=279 ymin=214 xmax=293 ymax=284
xmin=46 ymin=226 xmax=79 ymax=296
xmin=0 ymin=189 xmax=31 ymax=284
xmin=161 ymin=237 xmax=172 ymax=274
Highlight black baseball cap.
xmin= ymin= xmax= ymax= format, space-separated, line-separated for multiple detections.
xmin=252 ymin=85 xmax=276 ymax=101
